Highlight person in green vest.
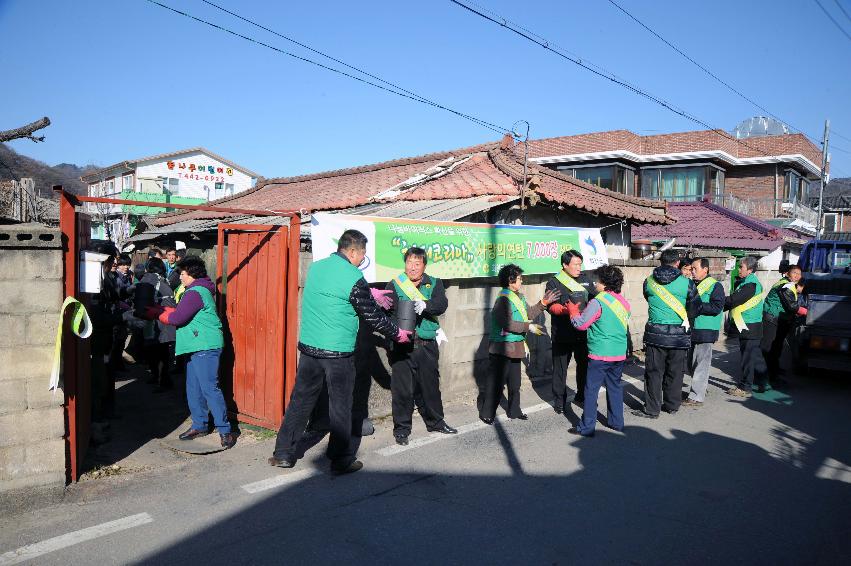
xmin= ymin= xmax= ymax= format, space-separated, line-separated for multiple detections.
xmin=384 ymin=247 xmax=457 ymax=445
xmin=682 ymin=258 xmax=726 ymax=408
xmin=565 ymin=265 xmax=631 ymax=437
xmin=757 ymin=264 xmax=806 ymax=391
xmin=633 ymin=249 xmax=701 ymax=419
xmin=269 ymin=230 xmax=412 ymax=474
xmin=151 ymin=256 xmax=235 ymax=449
xmin=545 ymin=249 xmax=592 ymax=414
xmin=478 ymin=264 xmax=560 ymax=424
xmin=724 ymin=256 xmax=767 ymax=398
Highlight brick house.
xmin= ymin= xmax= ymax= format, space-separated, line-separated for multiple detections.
xmin=525 ymin=128 xmax=824 ymax=225
xmin=809 ymin=177 xmax=851 ymax=234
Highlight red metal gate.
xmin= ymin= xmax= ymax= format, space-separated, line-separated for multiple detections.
xmin=57 ymin=190 xmax=92 ymax=482
xmin=216 ymin=223 xmax=300 ymax=430
xmin=56 ymin=188 xmax=298 ymax=481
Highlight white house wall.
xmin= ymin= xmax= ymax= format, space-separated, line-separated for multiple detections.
xmin=135 ymin=150 xmax=255 ymax=202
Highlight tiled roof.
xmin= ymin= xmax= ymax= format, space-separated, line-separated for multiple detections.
xmin=632 ymin=201 xmax=805 ymax=251
xmin=152 ymin=140 xmax=671 ymax=228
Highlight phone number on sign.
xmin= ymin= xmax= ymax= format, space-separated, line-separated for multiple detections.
xmin=178 ymin=173 xmax=226 ymax=182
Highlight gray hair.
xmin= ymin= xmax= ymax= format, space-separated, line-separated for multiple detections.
xmin=740 ymin=256 xmax=758 ymax=272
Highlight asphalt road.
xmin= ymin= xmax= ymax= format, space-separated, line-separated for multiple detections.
xmin=2 ymin=345 xmax=850 ymax=565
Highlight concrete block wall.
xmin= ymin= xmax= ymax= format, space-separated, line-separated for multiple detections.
xmin=0 ymin=224 xmax=66 ymax=494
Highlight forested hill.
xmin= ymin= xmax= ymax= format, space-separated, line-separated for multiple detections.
xmin=0 ymin=143 xmax=96 ymax=197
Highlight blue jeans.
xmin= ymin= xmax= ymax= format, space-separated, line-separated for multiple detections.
xmin=186 ymin=348 xmax=231 ymax=434
xmin=577 ymin=359 xmax=625 ymax=435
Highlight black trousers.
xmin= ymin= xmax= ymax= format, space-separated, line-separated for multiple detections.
xmin=391 ymin=340 xmax=444 ymax=436
xmin=479 ymin=354 xmax=523 ymax=420
xmin=738 ymin=337 xmax=765 ymax=391
xmin=759 ymin=318 xmax=790 ymax=384
xmin=146 ymin=342 xmax=173 ymax=386
xmin=551 ymin=340 xmax=588 ymax=405
xmin=643 ymin=345 xmax=688 ymax=415
xmin=273 ymin=353 xmax=355 ymax=464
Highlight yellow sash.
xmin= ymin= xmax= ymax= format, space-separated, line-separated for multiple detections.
xmin=647 ymin=277 xmax=690 ymax=329
xmin=697 ymin=277 xmax=718 ymax=297
xmin=597 ymin=293 xmax=629 ymax=331
xmin=394 ymin=273 xmax=427 ymax=301
xmin=731 ymin=294 xmax=762 ymax=333
xmin=50 ymin=297 xmax=92 ymax=392
xmin=555 ymin=271 xmax=586 ymax=294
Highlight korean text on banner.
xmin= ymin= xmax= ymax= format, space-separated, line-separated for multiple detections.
xmin=311 ymin=213 xmax=608 ymax=283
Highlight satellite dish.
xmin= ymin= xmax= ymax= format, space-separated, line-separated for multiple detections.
xmin=733 ymin=116 xmax=790 ymax=139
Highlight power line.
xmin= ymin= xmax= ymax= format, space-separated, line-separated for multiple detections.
xmin=605 ymin=0 xmax=827 ymax=148
xmin=813 ymin=0 xmax=851 ymax=42
xmin=448 ymin=0 xmax=783 ymax=158
xmin=835 ymin=0 xmax=851 ymax=22
xmin=143 ymin=0 xmax=512 ymax=136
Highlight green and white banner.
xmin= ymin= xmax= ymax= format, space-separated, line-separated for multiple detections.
xmin=311 ymin=213 xmax=608 ymax=282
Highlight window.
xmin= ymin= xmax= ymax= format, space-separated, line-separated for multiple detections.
xmin=225 ymin=183 xmax=234 ymax=197
xmin=89 ymin=183 xmax=99 ymax=196
xmin=713 ymin=170 xmax=725 ymax=197
xmin=574 ymin=166 xmax=614 ymax=190
xmin=641 ymin=167 xmax=706 ymax=201
xmin=824 ymin=213 xmax=838 ymax=233
xmin=122 ymin=174 xmax=133 ymax=192
xmin=557 ymin=164 xmax=634 ymax=195
xmin=103 ymin=179 xmax=116 ymax=195
xmin=784 ymin=170 xmax=811 ymax=203
xmin=160 ymin=177 xmax=179 ymax=194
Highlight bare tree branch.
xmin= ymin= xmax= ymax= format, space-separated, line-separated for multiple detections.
xmin=0 ymin=117 xmax=51 ymax=143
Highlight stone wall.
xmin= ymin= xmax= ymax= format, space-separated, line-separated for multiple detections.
xmin=0 ymin=224 xmax=66 ymax=496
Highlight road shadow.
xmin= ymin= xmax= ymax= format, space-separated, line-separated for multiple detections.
xmin=137 ymin=421 xmax=851 ymax=565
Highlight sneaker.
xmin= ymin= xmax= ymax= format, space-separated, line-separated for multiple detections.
xmin=268 ymin=456 xmax=295 ymax=468
xmin=727 ymin=387 xmax=752 ymax=398
xmin=220 ymin=433 xmax=236 ymax=449
xmin=682 ymin=399 xmax=703 ymax=408
xmin=394 ymin=435 xmax=409 ymax=446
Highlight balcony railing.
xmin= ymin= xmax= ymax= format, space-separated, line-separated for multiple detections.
xmin=712 ymin=194 xmax=819 ymax=225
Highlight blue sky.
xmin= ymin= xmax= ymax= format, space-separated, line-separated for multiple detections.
xmin=2 ymin=0 xmax=850 ymax=178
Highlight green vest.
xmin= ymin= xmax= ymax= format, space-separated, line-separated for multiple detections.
xmin=175 ymin=286 xmax=224 ymax=356
xmin=735 ymin=273 xmax=764 ymax=324
xmin=646 ymin=275 xmax=690 ymax=325
xmin=490 ymin=289 xmax=527 ymax=343
xmin=763 ymin=278 xmax=790 ymax=319
xmin=693 ymin=277 xmax=724 ymax=331
xmin=391 ymin=275 xmax=440 ymax=339
xmin=299 ymin=253 xmax=364 ymax=353
xmin=586 ymin=292 xmax=630 ymax=358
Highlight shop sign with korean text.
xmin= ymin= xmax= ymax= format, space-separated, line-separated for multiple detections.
xmin=311 ymin=213 xmax=608 ymax=282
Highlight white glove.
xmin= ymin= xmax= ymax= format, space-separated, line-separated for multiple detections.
xmin=435 ymin=328 xmax=449 ymax=346
xmin=528 ymin=323 xmax=544 ymax=336
xmin=413 ymin=300 xmax=426 ymax=315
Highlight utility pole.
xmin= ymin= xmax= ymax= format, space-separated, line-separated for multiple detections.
xmin=816 ymin=120 xmax=831 ymax=239
xmin=512 ymin=120 xmax=530 ymax=225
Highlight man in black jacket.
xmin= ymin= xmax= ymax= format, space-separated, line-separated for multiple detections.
xmin=724 ymin=256 xmax=766 ymax=398
xmin=634 ymin=250 xmax=701 ymax=418
xmin=683 ymin=258 xmax=726 ymax=407
xmin=269 ymin=230 xmax=412 ymax=474
xmin=384 ymin=247 xmax=456 ymax=445
xmin=545 ymin=250 xmax=593 ymax=413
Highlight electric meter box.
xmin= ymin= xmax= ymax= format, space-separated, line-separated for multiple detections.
xmin=80 ymin=251 xmax=110 ymax=294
